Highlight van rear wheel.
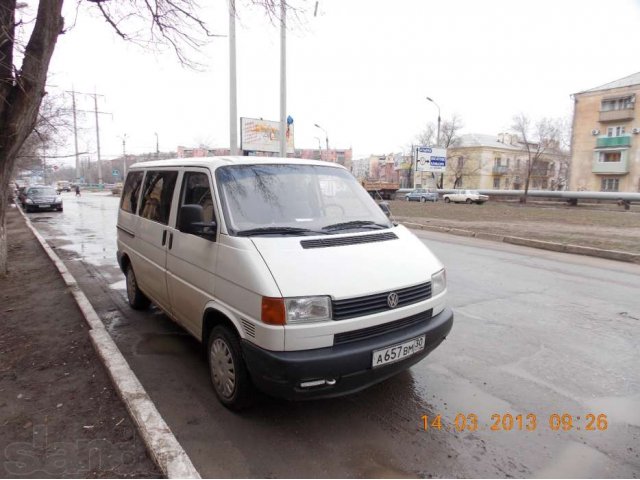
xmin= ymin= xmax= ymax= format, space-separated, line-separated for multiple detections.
xmin=208 ymin=326 xmax=254 ymax=410
xmin=125 ymin=264 xmax=151 ymax=310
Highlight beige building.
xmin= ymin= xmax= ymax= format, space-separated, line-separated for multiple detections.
xmin=570 ymin=72 xmax=640 ymax=192
xmin=445 ymin=133 xmax=568 ymax=190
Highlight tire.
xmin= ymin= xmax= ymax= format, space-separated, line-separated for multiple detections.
xmin=208 ymin=325 xmax=254 ymax=410
xmin=420 ymin=196 xmax=426 ymax=203
xmin=444 ymin=197 xmax=451 ymax=203
xmin=125 ymin=264 xmax=151 ymax=310
xmin=466 ymin=198 xmax=472 ymax=204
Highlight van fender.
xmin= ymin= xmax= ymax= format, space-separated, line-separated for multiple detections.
xmin=201 ymin=300 xmax=246 ymax=342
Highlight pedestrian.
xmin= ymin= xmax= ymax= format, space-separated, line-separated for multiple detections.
xmin=75 ymin=185 xmax=81 ymax=197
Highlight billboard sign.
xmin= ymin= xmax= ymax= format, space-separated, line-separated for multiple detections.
xmin=240 ymin=117 xmax=295 ymax=154
xmin=416 ymin=146 xmax=447 ymax=173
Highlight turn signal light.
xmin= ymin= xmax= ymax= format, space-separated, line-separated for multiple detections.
xmin=261 ymin=297 xmax=286 ymax=325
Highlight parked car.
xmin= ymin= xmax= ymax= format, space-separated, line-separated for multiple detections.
xmin=117 ymin=157 xmax=453 ymax=410
xmin=443 ymin=189 xmax=489 ymax=204
xmin=405 ymin=188 xmax=439 ymax=202
xmin=21 ymin=186 xmax=63 ymax=212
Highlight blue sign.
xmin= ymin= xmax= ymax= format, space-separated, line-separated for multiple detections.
xmin=112 ymin=169 xmax=120 ymax=177
xmin=430 ymin=156 xmax=446 ymax=167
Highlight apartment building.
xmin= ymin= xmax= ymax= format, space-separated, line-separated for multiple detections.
xmin=569 ymin=72 xmax=640 ymax=192
xmin=445 ymin=133 xmax=568 ymax=190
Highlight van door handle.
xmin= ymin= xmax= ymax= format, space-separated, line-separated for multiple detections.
xmin=168 ymin=232 xmax=174 ymax=250
xmin=162 ymin=230 xmax=167 ymax=246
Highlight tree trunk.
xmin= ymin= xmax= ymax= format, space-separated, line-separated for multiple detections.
xmin=520 ymin=174 xmax=531 ymax=204
xmin=0 ymin=0 xmax=64 ymax=276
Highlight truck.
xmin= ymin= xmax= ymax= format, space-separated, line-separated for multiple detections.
xmin=361 ymin=181 xmax=400 ymax=200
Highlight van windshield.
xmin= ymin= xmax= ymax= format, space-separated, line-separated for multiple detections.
xmin=216 ymin=164 xmax=393 ymax=236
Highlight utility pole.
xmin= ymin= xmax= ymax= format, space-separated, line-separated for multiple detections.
xmin=66 ymin=89 xmax=109 ymax=185
xmin=71 ymin=89 xmax=80 ymax=181
xmin=229 ymin=0 xmax=239 ymax=155
xmin=93 ymin=92 xmax=103 ymax=185
xmin=122 ymin=134 xmax=128 ymax=179
xmin=155 ymin=132 xmax=159 ymax=158
xmin=279 ymin=1 xmax=287 ymax=158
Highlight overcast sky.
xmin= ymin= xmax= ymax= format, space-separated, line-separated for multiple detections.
xmin=46 ymin=0 xmax=640 ymax=166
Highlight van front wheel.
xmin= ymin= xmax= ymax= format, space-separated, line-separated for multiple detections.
xmin=125 ymin=264 xmax=151 ymax=310
xmin=208 ymin=326 xmax=254 ymax=410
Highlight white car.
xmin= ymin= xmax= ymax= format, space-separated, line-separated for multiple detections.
xmin=443 ymin=189 xmax=489 ymax=205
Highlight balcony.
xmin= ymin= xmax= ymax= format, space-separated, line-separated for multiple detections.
xmin=596 ymin=136 xmax=631 ymax=148
xmin=599 ymin=108 xmax=634 ymax=122
xmin=492 ymin=165 xmax=508 ymax=175
xmin=592 ymin=157 xmax=629 ymax=174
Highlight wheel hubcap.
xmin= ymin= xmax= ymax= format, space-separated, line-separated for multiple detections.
xmin=210 ymin=338 xmax=236 ymax=399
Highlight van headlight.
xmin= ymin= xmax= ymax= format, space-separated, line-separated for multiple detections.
xmin=431 ymin=268 xmax=446 ymax=297
xmin=285 ymin=296 xmax=331 ymax=324
xmin=55 ymin=196 xmax=62 ymax=203
xmin=25 ymin=198 xmax=33 ymax=204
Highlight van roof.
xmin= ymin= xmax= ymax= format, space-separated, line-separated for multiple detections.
xmin=129 ymin=156 xmax=346 ymax=171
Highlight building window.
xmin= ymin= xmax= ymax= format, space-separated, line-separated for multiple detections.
xmin=493 ymin=177 xmax=500 ymax=189
xmin=601 ymin=96 xmax=634 ymax=111
xmin=494 ymin=156 xmax=502 ymax=166
xmin=607 ymin=126 xmax=626 ymax=137
xmin=516 ymin=158 xmax=521 ymax=170
xmin=601 ymin=178 xmax=619 ymax=192
xmin=457 ymin=156 xmax=464 ymax=168
xmin=599 ymin=151 xmax=622 ymax=163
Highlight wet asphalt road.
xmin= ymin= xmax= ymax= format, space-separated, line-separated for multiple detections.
xmin=26 ymin=192 xmax=640 ymax=478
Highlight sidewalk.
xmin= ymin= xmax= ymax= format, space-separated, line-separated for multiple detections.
xmin=0 ymin=206 xmax=160 ymax=478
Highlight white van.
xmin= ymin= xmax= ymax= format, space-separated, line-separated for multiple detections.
xmin=116 ymin=157 xmax=453 ymax=409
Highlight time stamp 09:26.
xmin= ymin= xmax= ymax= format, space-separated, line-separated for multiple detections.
xmin=421 ymin=413 xmax=609 ymax=432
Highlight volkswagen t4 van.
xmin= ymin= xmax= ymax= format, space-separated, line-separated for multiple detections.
xmin=116 ymin=157 xmax=453 ymax=409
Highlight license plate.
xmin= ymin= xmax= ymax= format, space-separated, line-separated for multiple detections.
xmin=372 ymin=335 xmax=426 ymax=368
xmin=38 ymin=204 xmax=50 ymax=208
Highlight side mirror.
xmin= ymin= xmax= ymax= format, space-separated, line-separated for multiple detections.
xmin=378 ymin=202 xmax=391 ymax=218
xmin=179 ymin=204 xmax=217 ymax=240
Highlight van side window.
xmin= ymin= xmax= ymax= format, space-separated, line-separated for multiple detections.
xmin=120 ymin=171 xmax=144 ymax=214
xmin=139 ymin=171 xmax=178 ymax=225
xmin=179 ymin=172 xmax=216 ymax=225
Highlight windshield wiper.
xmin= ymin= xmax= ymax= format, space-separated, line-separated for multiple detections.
xmin=235 ymin=226 xmax=325 ymax=237
xmin=321 ymin=220 xmax=389 ymax=232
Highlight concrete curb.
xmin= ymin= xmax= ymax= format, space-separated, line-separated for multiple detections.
xmin=15 ymin=205 xmax=200 ymax=479
xmin=402 ymin=221 xmax=640 ymax=265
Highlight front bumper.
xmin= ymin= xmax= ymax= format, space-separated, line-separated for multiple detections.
xmin=241 ymin=307 xmax=453 ymax=400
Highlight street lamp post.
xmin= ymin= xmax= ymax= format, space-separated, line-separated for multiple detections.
xmin=154 ymin=132 xmax=159 ymax=158
xmin=426 ymin=96 xmax=442 ymax=189
xmin=426 ymin=96 xmax=441 ymax=146
xmin=314 ymin=136 xmax=322 ymax=160
xmin=314 ymin=123 xmax=329 ymax=158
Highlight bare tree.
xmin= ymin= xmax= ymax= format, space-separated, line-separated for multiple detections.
xmin=439 ymin=114 xmax=463 ymax=148
xmin=511 ymin=113 xmax=561 ymax=203
xmin=449 ymin=153 xmax=482 ymax=189
xmin=0 ymin=0 xmax=290 ymax=276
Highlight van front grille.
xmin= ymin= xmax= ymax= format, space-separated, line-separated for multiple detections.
xmin=333 ymin=309 xmax=433 ymax=345
xmin=332 ymin=282 xmax=431 ymax=320
xmin=300 ymin=232 xmax=397 ymax=249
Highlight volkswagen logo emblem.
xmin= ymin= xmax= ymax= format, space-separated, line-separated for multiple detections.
xmin=387 ymin=292 xmax=399 ymax=309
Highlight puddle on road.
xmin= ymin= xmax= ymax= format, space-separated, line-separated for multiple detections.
xmin=533 ymin=441 xmax=619 ymax=478
xmin=135 ymin=333 xmax=195 ymax=356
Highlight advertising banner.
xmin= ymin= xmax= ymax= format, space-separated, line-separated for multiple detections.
xmin=416 ymin=146 xmax=447 ymax=173
xmin=240 ymin=117 xmax=295 ymax=154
